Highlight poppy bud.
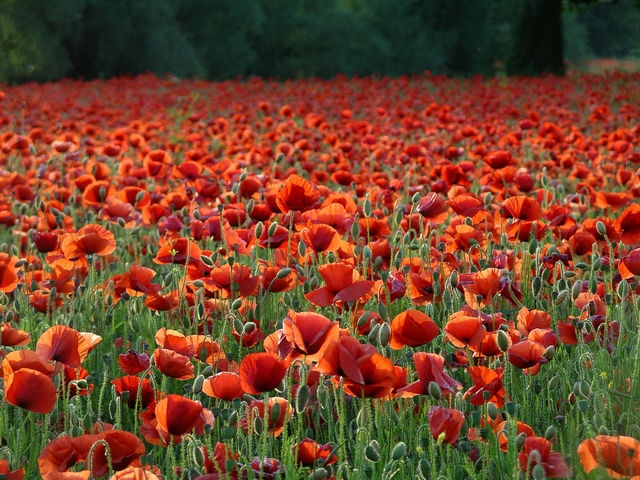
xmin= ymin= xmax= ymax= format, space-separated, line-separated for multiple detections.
xmin=544 ymin=346 xmax=555 ymax=360
xmin=497 ymin=330 xmax=510 ymax=353
xmin=276 ymin=268 xmax=292 ymax=279
xmin=378 ymin=323 xmax=391 ymax=347
xmin=577 ymin=399 xmax=589 ymax=412
xmin=548 ymin=376 xmax=559 ymax=391
xmin=449 ymin=270 xmax=459 ymax=289
xmin=193 ymin=375 xmax=205 ymax=394
xmin=544 ymin=425 xmax=556 ymax=441
xmin=529 ymin=238 xmax=539 ymax=255
xmin=555 ymin=290 xmax=568 ymax=304
xmin=428 ymin=381 xmax=441 ymax=401
xmin=363 ymin=197 xmax=372 ymax=218
xmin=592 ymin=256 xmax=602 ymax=272
xmin=487 ymin=402 xmax=499 ymax=420
xmin=308 ymin=468 xmax=328 ymax=480
xmin=391 ymin=442 xmax=406 ymax=460
xmin=368 ymin=323 xmax=381 ymax=344
xmin=617 ymin=280 xmax=629 ymax=300
xmin=571 ymin=281 xmax=582 ymax=300
xmin=515 ymin=432 xmax=527 ymax=451
xmin=200 ymin=255 xmax=215 ymax=267
xmin=223 ymin=426 xmax=235 ymax=439
xmin=357 ymin=406 xmax=369 ymax=429
xmin=296 ymin=384 xmax=311 ymax=414
xmin=532 ymin=463 xmax=545 ymax=480
xmin=232 ymin=298 xmax=243 ymax=310
xmin=412 ymin=192 xmax=421 ymax=205
xmin=532 ymin=276 xmax=542 ymax=297
xmin=364 ymin=445 xmax=380 ymax=462
xmin=253 ymin=416 xmax=264 ymax=435
xmin=270 ymin=402 xmax=282 ymax=423
xmin=505 ymin=401 xmax=517 ymax=416
xmin=130 ymin=318 xmax=141 ymax=332
xmin=317 ymin=384 xmax=329 ymax=410
xmin=418 ymin=459 xmax=431 ymax=479
xmin=357 ymin=311 xmax=371 ymax=327
xmin=228 ymin=411 xmax=238 ymax=426
xmin=255 ymin=221 xmax=264 ymax=240
xmin=82 ymin=413 xmax=94 ymax=431
xmin=5 ymin=309 xmax=14 ymax=323
xmin=233 ymin=317 xmax=244 ymax=334
xmin=376 ymin=302 xmax=388 ymax=322
xmin=193 ymin=446 xmax=205 ymax=467
xmin=578 ymin=380 xmax=590 ymax=397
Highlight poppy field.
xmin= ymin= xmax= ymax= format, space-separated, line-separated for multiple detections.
xmin=0 ymin=71 xmax=640 ymax=479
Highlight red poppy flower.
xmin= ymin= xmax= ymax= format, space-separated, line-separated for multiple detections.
xmin=153 ymin=348 xmax=194 ymax=380
xmin=33 ymin=231 xmax=59 ymax=253
xmin=507 ymin=340 xmax=549 ymax=375
xmin=462 ymin=268 xmax=503 ymax=309
xmin=112 ymin=376 xmax=156 ymax=409
xmin=618 ymin=203 xmax=640 ymax=246
xmin=305 ymin=262 xmax=375 ymax=308
xmin=293 ymin=439 xmax=338 ymax=467
xmin=389 ymin=309 xmax=439 ymax=349
xmin=340 ymin=351 xmax=397 ymax=399
xmin=60 ymin=224 xmax=116 ymax=260
xmin=397 ymin=352 xmax=461 ymax=398
xmin=202 ymin=371 xmax=245 ymax=401
xmin=502 ymin=196 xmax=545 ymax=221
xmin=260 ymin=265 xmax=299 ymax=293
xmin=3 ymin=366 xmax=58 ymax=413
xmin=240 ymin=397 xmax=293 ymax=437
xmin=417 ymin=192 xmax=449 ymax=223
xmin=464 ymin=366 xmax=506 ymax=407
xmin=577 ymin=435 xmax=640 ymax=478
xmin=275 ymin=175 xmax=320 ymax=213
xmin=0 ymin=261 xmax=18 ymax=293
xmin=153 ymin=237 xmax=202 ymax=265
xmin=109 ymin=466 xmax=161 ymax=480
xmin=154 ymin=394 xmax=214 ymax=445
xmin=444 ymin=312 xmax=485 ymax=349
xmin=204 ymin=264 xmax=260 ymax=299
xmin=118 ymin=350 xmax=151 ymax=375
xmin=300 ymin=224 xmax=342 ymax=254
xmin=519 ymin=436 xmax=569 ymax=478
xmin=428 ymin=406 xmax=465 ymax=445
xmin=619 ymin=248 xmax=640 ymax=280
xmin=407 ymin=270 xmax=441 ymax=305
xmin=495 ymin=420 xmax=535 ymax=452
xmin=155 ymin=328 xmax=195 ymax=357
xmin=282 ymin=310 xmax=339 ymax=363
xmin=89 ymin=430 xmax=146 ymax=477
xmin=201 ymin=442 xmax=239 ymax=476
xmin=1 ymin=322 xmax=30 ymax=346
xmin=36 ymin=325 xmax=90 ymax=368
xmin=239 ymin=352 xmax=287 ymax=395
xmin=0 ymin=459 xmax=24 ymax=480
xmin=517 ymin=308 xmax=552 ymax=336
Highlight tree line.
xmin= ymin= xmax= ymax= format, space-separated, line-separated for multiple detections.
xmin=0 ymin=0 xmax=638 ymax=84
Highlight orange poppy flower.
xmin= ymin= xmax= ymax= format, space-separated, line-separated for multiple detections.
xmin=154 ymin=394 xmax=214 ymax=445
xmin=155 ymin=328 xmax=195 ymax=357
xmin=293 ymin=439 xmax=338 ymax=467
xmin=260 ymin=265 xmax=299 ymax=293
xmin=143 ymin=149 xmax=172 ymax=179
xmin=417 ymin=192 xmax=449 ymax=223
xmin=89 ymin=430 xmax=146 ymax=477
xmin=0 ymin=459 xmax=24 ymax=480
xmin=153 ymin=237 xmax=202 ymax=265
xmin=444 ymin=312 xmax=485 ymax=349
xmin=282 ymin=310 xmax=339 ymax=363
xmin=204 ymin=264 xmax=260 ymax=299
xmin=464 ymin=366 xmax=505 ymax=407
xmin=275 ymin=175 xmax=320 ymax=213
xmin=305 ymin=262 xmax=375 ymax=308
xmin=82 ymin=180 xmax=116 ymax=207
xmin=0 ymin=261 xmax=19 ymax=293
xmin=518 ymin=436 xmax=568 ymax=479
xmin=144 ymin=290 xmax=180 ymax=312
xmin=33 ymin=231 xmax=60 ymax=253
xmin=239 ymin=352 xmax=287 ymax=394
xmin=502 ymin=196 xmax=545 ymax=221
xmin=462 ymin=268 xmax=503 ymax=309
xmin=303 ymin=202 xmax=355 ymax=235
xmin=1 ymin=322 xmax=30 ymax=346
xmin=397 ymin=352 xmax=461 ymax=398
xmin=407 ymin=269 xmax=442 ymax=305
xmin=428 ymin=406 xmax=465 ymax=445
xmin=153 ymin=348 xmax=194 ymax=380
xmin=112 ymin=376 xmax=156 ymax=409
xmin=507 ymin=340 xmax=549 ymax=375
xmin=108 ymin=466 xmax=161 ymax=480
xmin=619 ymin=248 xmax=640 ymax=280
xmin=495 ymin=420 xmax=534 ymax=452
xmin=300 ymin=224 xmax=342 ymax=254
xmin=3 ymin=366 xmax=58 ymax=413
xmin=202 ymin=372 xmax=245 ymax=401
xmin=340 ymin=351 xmax=397 ymax=399
xmin=36 ymin=325 xmax=90 ymax=368
xmin=389 ymin=309 xmax=439 ymax=349
xmin=256 ymin=223 xmax=290 ymax=249
xmin=618 ymin=203 xmax=640 ymax=246
xmin=516 ymin=308 xmax=552 ymax=337
xmin=60 ymin=224 xmax=116 ymax=261
xmin=240 ymin=397 xmax=293 ymax=437
xmin=577 ymin=435 xmax=640 ymax=478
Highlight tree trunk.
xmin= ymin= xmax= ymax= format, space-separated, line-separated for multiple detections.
xmin=506 ymin=0 xmax=565 ymax=76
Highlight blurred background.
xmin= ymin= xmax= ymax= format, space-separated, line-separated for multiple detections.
xmin=0 ymin=0 xmax=639 ymax=84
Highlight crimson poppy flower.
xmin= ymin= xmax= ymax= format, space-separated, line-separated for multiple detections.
xmin=240 ymin=397 xmax=293 ymax=437
xmin=155 ymin=328 xmax=195 ymax=357
xmin=407 ymin=269 xmax=443 ymax=305
xmin=417 ymin=192 xmax=449 ymax=223
xmin=275 ymin=175 xmax=320 ymax=213
xmin=577 ymin=435 xmax=640 ymax=478
xmin=389 ymin=309 xmax=439 ymax=349
xmin=306 ymin=262 xmax=375 ymax=308
xmin=0 ymin=261 xmax=18 ymax=293
xmin=260 ymin=265 xmax=299 ymax=293
xmin=0 ymin=459 xmax=24 ymax=480
xmin=118 ymin=350 xmax=151 ymax=375
xmin=202 ymin=371 xmax=245 ymax=401
xmin=293 ymin=438 xmax=338 ymax=467
xmin=204 ymin=264 xmax=260 ymax=299
xmin=83 ymin=180 xmax=116 ymax=207
xmin=33 ymin=231 xmax=59 ymax=253
xmin=201 ymin=442 xmax=239 ymax=476
xmin=89 ymin=430 xmax=146 ymax=477
xmin=462 ymin=268 xmax=503 ymax=309
xmin=444 ymin=312 xmax=485 ymax=349
xmin=282 ymin=310 xmax=339 ymax=363
xmin=340 ymin=352 xmax=397 ymax=399
xmin=507 ymin=340 xmax=549 ymax=375
xmin=112 ymin=376 xmax=156 ymax=409
xmin=519 ymin=436 xmax=569 ymax=478
xmin=36 ymin=325 xmax=90 ymax=368
xmin=60 ymin=224 xmax=116 ymax=260
xmin=464 ymin=366 xmax=506 ymax=407
xmin=257 ymin=223 xmax=290 ymax=249
xmin=619 ymin=248 xmax=640 ymax=280
xmin=397 ymin=352 xmax=461 ymax=398
xmin=1 ymin=322 xmax=30 ymax=346
xmin=239 ymin=352 xmax=287 ymax=395
xmin=300 ymin=224 xmax=342 ymax=254
xmin=618 ymin=203 xmax=640 ymax=246
xmin=153 ymin=348 xmax=194 ymax=380
xmin=154 ymin=394 xmax=214 ymax=445
xmin=303 ymin=202 xmax=355 ymax=235
xmin=428 ymin=406 xmax=465 ymax=445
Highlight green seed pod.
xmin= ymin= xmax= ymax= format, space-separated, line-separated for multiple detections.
xmin=544 ymin=345 xmax=555 ymax=360
xmin=357 ymin=311 xmax=371 ymax=327
xmin=532 ymin=276 xmax=542 ymax=297
xmin=417 ymin=459 xmax=431 ymax=480
xmin=572 ymin=281 xmax=582 ymax=300
xmin=277 ymin=268 xmax=292 ymax=279
xmin=428 ymin=381 xmax=441 ymax=401
xmin=364 ymin=445 xmax=380 ymax=462
xmin=253 ymin=416 xmax=264 ymax=435
xmin=193 ymin=446 xmax=205 ymax=467
xmin=617 ymin=280 xmax=629 ymax=300
xmin=555 ymin=289 xmax=569 ymax=305
xmin=308 ymin=468 xmax=328 ymax=480
xmin=544 ymin=425 xmax=557 ymax=441
xmin=368 ymin=323 xmax=381 ymax=344
xmin=579 ymin=380 xmax=590 ymax=397
xmin=595 ymin=221 xmax=607 ymax=237
xmin=487 ymin=402 xmax=499 ymax=421
xmin=515 ymin=432 xmax=527 ymax=451
xmin=296 ymin=384 xmax=311 ymax=414
xmin=391 ymin=442 xmax=406 ymax=460
xmin=532 ymin=463 xmax=546 ymax=480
